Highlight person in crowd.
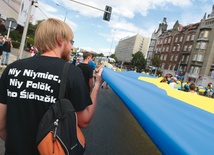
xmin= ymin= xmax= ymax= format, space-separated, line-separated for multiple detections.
xmin=189 ymin=83 xmax=198 ymax=94
xmin=0 ymin=35 xmax=4 ymax=59
xmin=72 ymin=56 xmax=77 ymax=65
xmin=88 ymin=55 xmax=96 ymax=70
xmin=0 ymin=18 xmax=104 ymax=155
xmin=207 ymin=83 xmax=213 ymax=97
xmin=30 ymin=44 xmax=37 ymax=57
xmin=101 ymin=61 xmax=114 ymax=89
xmin=1 ymin=37 xmax=13 ymax=66
xmin=160 ymin=76 xmax=167 ymax=83
xmin=184 ymin=82 xmax=190 ymax=92
xmin=169 ymin=77 xmax=177 ymax=88
xmin=77 ymin=52 xmax=94 ymax=93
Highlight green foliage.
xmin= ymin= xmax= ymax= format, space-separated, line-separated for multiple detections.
xmin=1 ymin=20 xmax=42 ymax=48
xmin=96 ymin=53 xmax=104 ymax=57
xmin=110 ymin=54 xmax=117 ymax=61
xmin=151 ymin=53 xmax=162 ymax=68
xmin=12 ymin=40 xmax=20 ymax=48
xmin=27 ymin=23 xmax=37 ymax=38
xmin=9 ymin=30 xmax=22 ymax=42
xmin=27 ymin=37 xmax=34 ymax=47
xmin=131 ymin=51 xmax=147 ymax=71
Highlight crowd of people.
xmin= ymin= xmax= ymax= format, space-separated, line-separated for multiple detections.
xmin=160 ymin=74 xmax=214 ymax=97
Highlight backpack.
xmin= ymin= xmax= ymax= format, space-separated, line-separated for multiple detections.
xmin=36 ymin=63 xmax=85 ymax=155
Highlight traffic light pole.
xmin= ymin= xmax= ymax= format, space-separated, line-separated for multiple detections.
xmin=70 ymin=0 xmax=109 ymax=13
xmin=69 ymin=0 xmax=111 ymax=21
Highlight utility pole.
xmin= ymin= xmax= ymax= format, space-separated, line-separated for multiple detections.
xmin=18 ymin=1 xmax=38 ymax=60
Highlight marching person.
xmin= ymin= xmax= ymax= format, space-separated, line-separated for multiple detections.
xmin=1 ymin=37 xmax=13 ymax=66
xmin=0 ymin=18 xmax=104 ymax=154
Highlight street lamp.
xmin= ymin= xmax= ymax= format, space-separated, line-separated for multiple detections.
xmin=109 ymin=29 xmax=116 ymax=56
xmin=18 ymin=0 xmax=38 ymax=60
xmin=56 ymin=4 xmax=74 ymax=22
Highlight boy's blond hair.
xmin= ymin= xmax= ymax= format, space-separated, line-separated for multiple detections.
xmin=34 ymin=18 xmax=73 ymax=54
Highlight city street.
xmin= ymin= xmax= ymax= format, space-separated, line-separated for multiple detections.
xmin=0 ymin=69 xmax=161 ymax=155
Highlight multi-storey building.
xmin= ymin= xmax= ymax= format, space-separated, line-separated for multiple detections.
xmin=148 ymin=5 xmax=214 ymax=86
xmin=146 ymin=17 xmax=168 ymax=68
xmin=115 ymin=34 xmax=150 ymax=63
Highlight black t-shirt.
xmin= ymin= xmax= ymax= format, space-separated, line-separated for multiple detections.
xmin=77 ymin=63 xmax=93 ymax=91
xmin=0 ymin=56 xmax=92 ymax=155
xmin=2 ymin=41 xmax=11 ymax=52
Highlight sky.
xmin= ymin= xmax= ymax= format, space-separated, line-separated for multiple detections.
xmin=34 ymin=0 xmax=214 ymax=56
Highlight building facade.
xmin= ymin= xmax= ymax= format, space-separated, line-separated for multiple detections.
xmin=146 ymin=17 xmax=168 ymax=68
xmin=148 ymin=5 xmax=214 ymax=86
xmin=115 ymin=34 xmax=150 ymax=63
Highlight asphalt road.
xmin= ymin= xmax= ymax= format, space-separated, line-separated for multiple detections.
xmin=82 ymin=87 xmax=161 ymax=155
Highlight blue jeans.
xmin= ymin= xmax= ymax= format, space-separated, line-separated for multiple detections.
xmin=1 ymin=51 xmax=10 ymax=65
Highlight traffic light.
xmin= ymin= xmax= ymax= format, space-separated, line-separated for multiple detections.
xmin=103 ymin=5 xmax=112 ymax=21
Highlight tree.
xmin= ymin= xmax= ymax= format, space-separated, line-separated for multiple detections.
xmin=131 ymin=51 xmax=146 ymax=71
xmin=110 ymin=53 xmax=117 ymax=61
xmin=96 ymin=53 xmax=104 ymax=57
xmin=151 ymin=53 xmax=162 ymax=68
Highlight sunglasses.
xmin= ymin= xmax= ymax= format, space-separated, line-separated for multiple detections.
xmin=70 ymin=40 xmax=74 ymax=45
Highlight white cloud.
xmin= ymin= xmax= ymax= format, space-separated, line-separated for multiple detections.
xmin=34 ymin=0 xmax=213 ymax=56
xmin=56 ymin=0 xmax=193 ymax=19
xmin=34 ymin=1 xmax=78 ymax=30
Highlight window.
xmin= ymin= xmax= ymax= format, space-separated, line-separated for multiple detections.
xmin=196 ymin=42 xmax=200 ymax=49
xmin=188 ymin=45 xmax=192 ymax=52
xmin=186 ymin=35 xmax=190 ymax=41
xmin=164 ymin=55 xmax=167 ymax=60
xmin=173 ymin=65 xmax=176 ymax=71
xmin=186 ymin=55 xmax=189 ymax=63
xmin=166 ymin=46 xmax=169 ymax=52
xmin=160 ymin=54 xmax=163 ymax=60
xmin=179 ymin=36 xmax=183 ymax=42
xmin=200 ymin=42 xmax=207 ymax=49
xmin=204 ymin=31 xmax=209 ymax=38
xmin=199 ymin=30 xmax=209 ymax=38
xmin=191 ymin=34 xmax=195 ymax=40
xmin=170 ymin=55 xmax=174 ymax=61
xmin=181 ymin=55 xmax=184 ymax=61
xmin=175 ymin=55 xmax=178 ymax=61
xmin=175 ymin=37 xmax=178 ymax=42
xmin=194 ymin=67 xmax=200 ymax=74
xmin=177 ymin=45 xmax=180 ymax=51
xmin=168 ymin=64 xmax=171 ymax=70
xmin=197 ymin=55 xmax=203 ymax=62
xmin=161 ymin=63 xmax=165 ymax=69
xmin=184 ymin=45 xmax=187 ymax=51
xmin=199 ymin=31 xmax=204 ymax=38
xmin=193 ymin=54 xmax=197 ymax=61
xmin=168 ymin=37 xmax=171 ymax=43
xmin=173 ymin=46 xmax=176 ymax=51
xmin=183 ymin=66 xmax=186 ymax=71
xmin=162 ymin=47 xmax=165 ymax=52
xmin=164 ymin=38 xmax=167 ymax=44
xmin=190 ymin=66 xmax=194 ymax=73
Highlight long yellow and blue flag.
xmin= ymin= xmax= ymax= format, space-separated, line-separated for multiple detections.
xmin=102 ymin=67 xmax=214 ymax=155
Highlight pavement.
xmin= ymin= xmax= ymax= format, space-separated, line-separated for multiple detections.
xmin=0 ymin=48 xmax=30 ymax=74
